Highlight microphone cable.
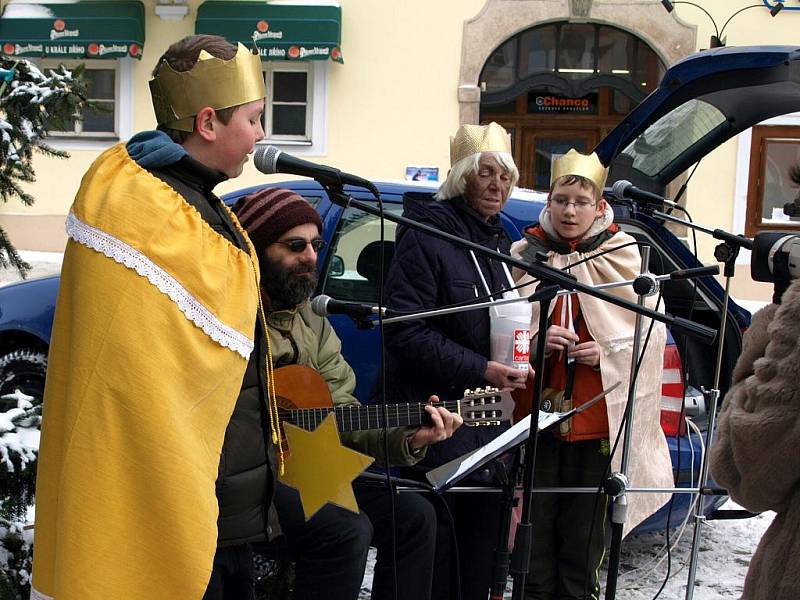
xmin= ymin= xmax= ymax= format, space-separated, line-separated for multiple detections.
xmin=374 ymin=189 xmax=466 ymax=600
xmin=563 ymin=240 xmax=665 ymax=599
xmin=369 ymin=184 xmax=466 ymax=600
xmin=322 ymin=182 xmax=401 ymax=600
xmin=368 ymin=184 xmax=401 ymax=600
xmin=666 ymin=160 xmax=701 ymax=216
xmin=374 ymin=277 xmax=534 ymax=318
xmin=624 ymin=167 xmax=709 ymax=600
xmin=585 ymin=285 xmax=663 ymax=599
xmin=648 ymin=197 xmax=705 ymax=600
xmin=373 ymin=242 xmax=652 ymax=320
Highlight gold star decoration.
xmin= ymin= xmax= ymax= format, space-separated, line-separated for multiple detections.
xmin=279 ymin=413 xmax=374 ymax=520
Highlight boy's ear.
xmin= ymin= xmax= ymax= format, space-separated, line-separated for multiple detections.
xmin=194 ymin=107 xmax=217 ymax=142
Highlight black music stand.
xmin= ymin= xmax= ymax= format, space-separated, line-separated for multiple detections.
xmin=426 ymin=382 xmax=619 ymax=493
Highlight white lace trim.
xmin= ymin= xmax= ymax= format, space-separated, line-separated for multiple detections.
xmin=65 ymin=212 xmax=254 ymax=359
xmin=30 ymin=587 xmax=53 ymax=600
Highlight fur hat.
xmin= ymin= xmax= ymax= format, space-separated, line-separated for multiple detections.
xmin=233 ymin=187 xmax=322 ymax=250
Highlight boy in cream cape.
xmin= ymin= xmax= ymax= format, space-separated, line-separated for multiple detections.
xmin=511 ymin=150 xmax=672 ymax=600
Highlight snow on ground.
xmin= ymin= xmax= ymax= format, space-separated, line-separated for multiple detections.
xmin=605 ymin=502 xmax=773 ymax=599
xmin=0 ymin=251 xmax=62 ymax=287
xmin=359 ymin=500 xmax=772 ymax=599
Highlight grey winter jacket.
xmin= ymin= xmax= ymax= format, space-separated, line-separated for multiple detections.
xmin=268 ymin=302 xmax=423 ymax=466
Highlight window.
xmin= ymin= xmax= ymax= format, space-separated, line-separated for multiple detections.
xmin=264 ymin=62 xmax=312 ymax=143
xmin=619 ymin=99 xmax=727 ymax=177
xmin=479 ymin=23 xmax=665 ymax=95
xmin=42 ymin=59 xmax=120 ymax=139
xmin=557 ymin=24 xmax=595 ymax=76
xmin=320 ymin=204 xmax=403 ymax=303
xmin=518 ymin=27 xmax=556 ymax=78
xmin=259 ymin=60 xmax=328 ymax=154
xmin=745 ymin=125 xmax=800 ymax=236
xmin=483 ymin=38 xmax=517 ymax=94
xmin=38 ymin=58 xmax=133 ymax=144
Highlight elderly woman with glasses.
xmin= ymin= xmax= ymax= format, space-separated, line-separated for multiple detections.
xmin=511 ymin=149 xmax=673 ymax=600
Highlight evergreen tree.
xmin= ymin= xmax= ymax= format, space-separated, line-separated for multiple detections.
xmin=0 ymin=56 xmax=89 ymax=600
xmin=0 ymin=56 xmax=89 ymax=275
xmin=0 ymin=399 xmax=40 ymax=600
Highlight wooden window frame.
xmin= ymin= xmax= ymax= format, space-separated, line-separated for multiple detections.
xmin=745 ymin=125 xmax=800 ymax=237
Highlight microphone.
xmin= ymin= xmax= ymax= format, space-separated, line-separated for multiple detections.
xmin=610 ymin=180 xmax=678 ymax=210
xmin=254 ymin=145 xmax=373 ymax=189
xmin=632 ymin=265 xmax=720 ymax=297
xmin=668 ymin=265 xmax=720 ymax=280
xmin=310 ymin=294 xmax=386 ymax=319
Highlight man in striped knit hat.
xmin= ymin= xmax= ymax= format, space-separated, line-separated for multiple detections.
xmin=235 ymin=187 xmax=463 ymax=600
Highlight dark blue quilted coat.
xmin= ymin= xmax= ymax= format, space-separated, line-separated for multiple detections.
xmin=384 ymin=192 xmax=513 ymax=470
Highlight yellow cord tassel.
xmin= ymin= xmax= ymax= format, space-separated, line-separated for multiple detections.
xmin=227 ymin=206 xmax=286 ymax=476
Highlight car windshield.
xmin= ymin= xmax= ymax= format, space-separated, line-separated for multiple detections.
xmin=619 ymin=99 xmax=727 ymax=176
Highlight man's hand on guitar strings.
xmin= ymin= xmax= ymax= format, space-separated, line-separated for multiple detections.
xmin=408 ymin=398 xmax=464 ymax=450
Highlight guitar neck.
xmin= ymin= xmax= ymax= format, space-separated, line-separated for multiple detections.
xmin=284 ymin=401 xmax=461 ymax=433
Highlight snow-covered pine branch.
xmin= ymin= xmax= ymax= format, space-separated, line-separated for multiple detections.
xmin=0 ymin=57 xmax=91 ymax=276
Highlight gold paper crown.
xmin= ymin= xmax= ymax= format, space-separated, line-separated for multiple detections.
xmin=550 ymin=149 xmax=609 ymax=192
xmin=449 ymin=122 xmax=512 ymax=166
xmin=149 ymin=43 xmax=266 ymax=132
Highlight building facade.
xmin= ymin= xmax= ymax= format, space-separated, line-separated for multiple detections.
xmin=1 ymin=0 xmax=798 ymax=301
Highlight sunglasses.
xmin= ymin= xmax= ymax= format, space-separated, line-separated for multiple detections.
xmin=275 ymin=237 xmax=326 ymax=253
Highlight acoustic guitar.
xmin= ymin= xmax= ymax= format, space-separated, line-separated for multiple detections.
xmin=273 ymin=364 xmax=515 ymax=433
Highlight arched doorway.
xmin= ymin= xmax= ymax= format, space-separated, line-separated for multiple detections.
xmin=479 ymin=22 xmax=666 ymax=190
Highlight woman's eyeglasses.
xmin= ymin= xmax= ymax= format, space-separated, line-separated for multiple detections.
xmin=550 ymin=197 xmax=597 ymax=211
xmin=275 ymin=238 xmax=326 ymax=253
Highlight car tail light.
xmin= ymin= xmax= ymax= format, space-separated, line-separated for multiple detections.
xmin=660 ymin=343 xmax=687 ymax=436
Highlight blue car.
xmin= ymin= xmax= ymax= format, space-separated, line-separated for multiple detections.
xmin=3 ymin=46 xmax=800 ymax=533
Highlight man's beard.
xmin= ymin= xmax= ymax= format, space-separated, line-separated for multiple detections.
xmin=261 ymin=256 xmax=319 ymax=310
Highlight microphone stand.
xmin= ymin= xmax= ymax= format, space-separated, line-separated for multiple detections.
xmin=321 ymin=182 xmax=718 ymax=598
xmin=509 ymin=281 xmax=557 ymax=599
xmin=634 ymin=204 xmax=752 ymax=600
xmin=604 ymin=246 xmax=651 ymax=600
xmin=490 ymin=450 xmax=520 ymax=600
xmin=321 ymin=186 xmax=717 ymax=343
xmin=374 ymin=266 xmax=720 ymax=326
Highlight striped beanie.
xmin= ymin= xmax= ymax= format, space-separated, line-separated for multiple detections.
xmin=233 ymin=187 xmax=322 ymax=250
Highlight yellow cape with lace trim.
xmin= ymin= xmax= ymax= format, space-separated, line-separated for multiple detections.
xmin=31 ymin=144 xmax=259 ymax=600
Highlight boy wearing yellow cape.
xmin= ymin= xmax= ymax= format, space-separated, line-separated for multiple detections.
xmin=31 ymin=35 xmax=282 ymax=600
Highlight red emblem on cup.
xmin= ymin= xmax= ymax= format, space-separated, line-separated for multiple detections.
xmin=3 ymin=43 xmax=15 ymax=55
xmin=331 ymin=47 xmax=341 ymax=61
xmin=88 ymin=43 xmax=99 ymax=56
xmin=512 ymin=329 xmax=531 ymax=364
xmin=257 ymin=20 xmax=269 ymax=33
xmin=54 ymin=19 xmax=65 ymax=31
xmin=129 ymin=43 xmax=140 ymax=57
xmin=288 ymin=46 xmax=300 ymax=59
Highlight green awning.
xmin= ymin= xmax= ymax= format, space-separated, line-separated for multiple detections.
xmin=0 ymin=1 xmax=145 ymax=60
xmin=196 ymin=1 xmax=343 ymax=63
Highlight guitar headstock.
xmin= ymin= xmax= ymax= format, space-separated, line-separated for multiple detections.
xmin=458 ymin=388 xmax=515 ymax=426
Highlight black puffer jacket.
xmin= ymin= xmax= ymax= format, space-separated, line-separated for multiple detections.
xmin=150 ymin=156 xmax=280 ymax=545
xmin=384 ymin=192 xmax=511 ymax=468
